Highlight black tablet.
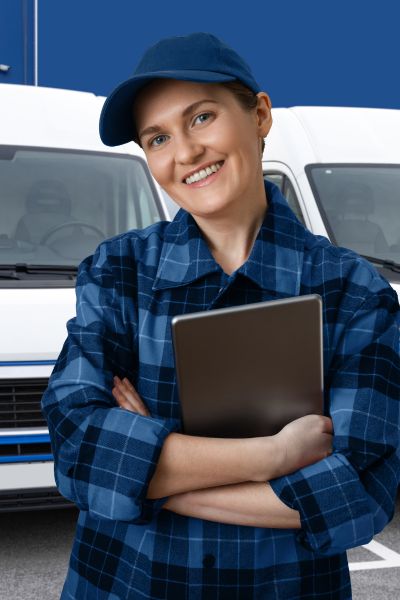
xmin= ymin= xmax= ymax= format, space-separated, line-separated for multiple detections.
xmin=171 ymin=294 xmax=324 ymax=438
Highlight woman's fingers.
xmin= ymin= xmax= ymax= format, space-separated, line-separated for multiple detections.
xmin=112 ymin=385 xmax=138 ymax=413
xmin=112 ymin=376 xmax=137 ymax=410
xmin=112 ymin=381 xmax=148 ymax=416
xmin=112 ymin=376 xmax=151 ymax=417
xmin=122 ymin=377 xmax=136 ymax=393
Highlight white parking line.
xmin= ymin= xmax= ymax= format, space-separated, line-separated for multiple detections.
xmin=349 ymin=540 xmax=400 ymax=571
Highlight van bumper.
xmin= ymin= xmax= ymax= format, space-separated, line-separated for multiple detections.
xmin=0 ymin=461 xmax=73 ymax=512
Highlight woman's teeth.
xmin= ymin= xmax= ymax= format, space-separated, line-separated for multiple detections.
xmin=185 ymin=161 xmax=223 ymax=184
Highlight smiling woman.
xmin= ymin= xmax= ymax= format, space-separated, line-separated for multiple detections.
xmin=41 ymin=32 xmax=400 ymax=600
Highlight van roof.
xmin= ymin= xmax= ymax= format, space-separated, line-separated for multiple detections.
xmin=0 ymin=84 xmax=145 ymax=158
xmin=263 ymin=106 xmax=400 ymax=174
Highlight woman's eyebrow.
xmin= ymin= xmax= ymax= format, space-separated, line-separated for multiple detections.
xmin=139 ymin=99 xmax=218 ymax=139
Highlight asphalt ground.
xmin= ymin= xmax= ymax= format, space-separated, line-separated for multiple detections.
xmin=0 ymin=499 xmax=399 ymax=599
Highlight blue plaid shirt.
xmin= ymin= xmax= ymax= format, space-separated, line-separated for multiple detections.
xmin=42 ymin=180 xmax=400 ymax=599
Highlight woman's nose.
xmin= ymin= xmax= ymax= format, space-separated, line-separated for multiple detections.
xmin=174 ymin=133 xmax=204 ymax=165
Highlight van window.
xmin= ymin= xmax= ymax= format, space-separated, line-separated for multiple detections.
xmin=264 ymin=172 xmax=305 ymax=225
xmin=306 ymin=164 xmax=400 ymax=263
xmin=0 ymin=146 xmax=163 ymax=268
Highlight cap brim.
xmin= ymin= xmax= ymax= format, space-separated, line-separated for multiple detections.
xmin=99 ymin=70 xmax=236 ymax=147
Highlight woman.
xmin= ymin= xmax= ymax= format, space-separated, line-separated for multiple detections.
xmin=42 ymin=33 xmax=400 ymax=599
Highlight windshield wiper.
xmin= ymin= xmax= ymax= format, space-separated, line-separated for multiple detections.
xmin=0 ymin=270 xmax=19 ymax=279
xmin=0 ymin=263 xmax=78 ymax=279
xmin=361 ymin=255 xmax=400 ymax=273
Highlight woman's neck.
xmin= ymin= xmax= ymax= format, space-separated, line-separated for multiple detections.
xmin=194 ymin=195 xmax=268 ymax=276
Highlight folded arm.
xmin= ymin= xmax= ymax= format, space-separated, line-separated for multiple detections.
xmin=113 ymin=377 xmax=333 ymax=528
xmin=163 ymin=481 xmax=301 ymax=529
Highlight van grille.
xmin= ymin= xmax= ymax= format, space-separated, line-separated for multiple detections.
xmin=0 ymin=378 xmax=48 ymax=428
xmin=0 ymin=488 xmax=74 ymax=512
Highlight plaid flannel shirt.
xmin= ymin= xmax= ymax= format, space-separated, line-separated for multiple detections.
xmin=42 ymin=180 xmax=400 ymax=599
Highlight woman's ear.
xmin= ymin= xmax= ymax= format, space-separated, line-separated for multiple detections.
xmin=256 ymin=92 xmax=273 ymax=138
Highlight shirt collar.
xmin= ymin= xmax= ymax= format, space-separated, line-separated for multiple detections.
xmin=152 ymin=205 xmax=220 ymax=291
xmin=152 ymin=180 xmax=306 ymax=296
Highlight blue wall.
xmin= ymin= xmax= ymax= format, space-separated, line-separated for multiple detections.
xmin=2 ymin=0 xmax=399 ymax=109
xmin=0 ymin=0 xmax=34 ymax=85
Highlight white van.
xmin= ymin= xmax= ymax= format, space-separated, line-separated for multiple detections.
xmin=261 ymin=106 xmax=400 ymax=301
xmin=0 ymin=84 xmax=170 ymax=511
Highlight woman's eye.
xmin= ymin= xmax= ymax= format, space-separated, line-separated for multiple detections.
xmin=193 ymin=112 xmax=212 ymax=126
xmin=150 ymin=134 xmax=168 ymax=147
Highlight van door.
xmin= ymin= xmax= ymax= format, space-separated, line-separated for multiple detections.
xmin=263 ymin=162 xmax=312 ymax=231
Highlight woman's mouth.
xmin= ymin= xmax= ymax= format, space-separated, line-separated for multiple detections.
xmin=184 ymin=161 xmax=224 ymax=185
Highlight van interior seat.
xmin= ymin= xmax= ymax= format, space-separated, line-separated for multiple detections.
xmin=14 ymin=179 xmax=76 ymax=245
xmin=332 ymin=184 xmax=390 ymax=257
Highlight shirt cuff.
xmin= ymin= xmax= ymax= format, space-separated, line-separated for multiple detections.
xmin=269 ymin=453 xmax=374 ymax=555
xmin=71 ymin=407 xmax=181 ymax=522
xmin=135 ymin=419 xmax=182 ymax=524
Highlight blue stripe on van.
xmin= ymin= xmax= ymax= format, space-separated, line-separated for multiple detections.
xmin=0 ymin=360 xmax=56 ymax=366
xmin=0 ymin=434 xmax=51 ymax=445
xmin=0 ymin=454 xmax=53 ymax=463
xmin=0 ymin=433 xmax=53 ymax=463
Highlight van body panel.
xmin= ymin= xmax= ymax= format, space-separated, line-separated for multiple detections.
xmin=0 ymin=461 xmax=55 ymax=491
xmin=0 ymin=365 xmax=54 ymax=379
xmin=264 ymin=110 xmax=317 ymax=176
xmin=290 ymin=106 xmax=400 ymax=163
xmin=0 ymin=288 xmax=75 ymax=361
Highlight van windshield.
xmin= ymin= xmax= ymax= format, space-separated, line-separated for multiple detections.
xmin=307 ymin=165 xmax=400 ymax=264
xmin=0 ymin=146 xmax=164 ymax=271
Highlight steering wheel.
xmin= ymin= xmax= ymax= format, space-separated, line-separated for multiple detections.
xmin=39 ymin=221 xmax=106 ymax=245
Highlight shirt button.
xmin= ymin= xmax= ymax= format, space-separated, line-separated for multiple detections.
xmin=203 ymin=553 xmax=215 ymax=568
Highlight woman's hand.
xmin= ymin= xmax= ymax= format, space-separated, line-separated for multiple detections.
xmin=272 ymin=414 xmax=333 ymax=478
xmin=112 ymin=376 xmax=151 ymax=417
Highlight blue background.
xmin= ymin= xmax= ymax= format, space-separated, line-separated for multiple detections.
xmin=0 ymin=0 xmax=34 ymax=84
xmin=1 ymin=0 xmax=399 ymax=108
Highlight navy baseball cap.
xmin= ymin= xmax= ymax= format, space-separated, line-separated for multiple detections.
xmin=99 ymin=32 xmax=261 ymax=147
